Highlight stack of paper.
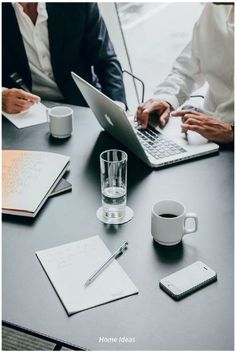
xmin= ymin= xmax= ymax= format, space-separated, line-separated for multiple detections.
xmin=36 ymin=235 xmax=138 ymax=315
xmin=2 ymin=150 xmax=70 ymax=217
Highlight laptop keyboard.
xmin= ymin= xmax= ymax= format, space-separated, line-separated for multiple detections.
xmin=134 ymin=124 xmax=186 ymax=160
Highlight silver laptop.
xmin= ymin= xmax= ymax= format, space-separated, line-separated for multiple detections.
xmin=71 ymin=72 xmax=219 ymax=168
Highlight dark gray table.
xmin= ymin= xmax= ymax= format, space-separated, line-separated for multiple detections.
xmin=2 ymin=104 xmax=234 ymax=350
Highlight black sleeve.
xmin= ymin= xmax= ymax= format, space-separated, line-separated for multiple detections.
xmin=83 ymin=3 xmax=127 ymax=106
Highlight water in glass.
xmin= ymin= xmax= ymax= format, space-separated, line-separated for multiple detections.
xmin=102 ymin=185 xmax=126 ymax=218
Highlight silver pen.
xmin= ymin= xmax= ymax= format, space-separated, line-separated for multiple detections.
xmin=84 ymin=241 xmax=128 ymax=287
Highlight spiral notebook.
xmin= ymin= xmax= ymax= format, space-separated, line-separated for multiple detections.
xmin=36 ymin=235 xmax=138 ymax=315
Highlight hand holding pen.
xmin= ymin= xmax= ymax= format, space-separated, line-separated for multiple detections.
xmin=2 ymin=89 xmax=40 ymax=114
xmin=2 ymin=72 xmax=40 ymax=114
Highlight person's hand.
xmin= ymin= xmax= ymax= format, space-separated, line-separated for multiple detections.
xmin=135 ymin=98 xmax=172 ymax=129
xmin=2 ymin=88 xmax=40 ymax=114
xmin=171 ymin=110 xmax=234 ymax=144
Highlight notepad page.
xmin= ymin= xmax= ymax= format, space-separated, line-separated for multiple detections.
xmin=2 ymin=102 xmax=47 ymax=128
xmin=36 ymin=235 xmax=138 ymax=315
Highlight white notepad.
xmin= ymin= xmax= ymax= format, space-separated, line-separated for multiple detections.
xmin=2 ymin=102 xmax=47 ymax=128
xmin=36 ymin=236 xmax=138 ymax=315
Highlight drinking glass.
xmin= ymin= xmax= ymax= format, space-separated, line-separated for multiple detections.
xmin=100 ymin=149 xmax=127 ymax=220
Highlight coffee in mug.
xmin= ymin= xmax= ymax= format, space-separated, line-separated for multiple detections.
xmin=151 ymin=200 xmax=198 ymax=246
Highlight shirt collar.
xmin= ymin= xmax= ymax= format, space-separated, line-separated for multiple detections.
xmin=37 ymin=2 xmax=47 ymax=20
xmin=12 ymin=2 xmax=48 ymax=22
xmin=12 ymin=2 xmax=24 ymax=13
xmin=37 ymin=2 xmax=48 ymax=23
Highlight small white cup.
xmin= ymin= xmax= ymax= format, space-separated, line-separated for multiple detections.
xmin=151 ymin=200 xmax=198 ymax=246
xmin=47 ymin=106 xmax=73 ymax=138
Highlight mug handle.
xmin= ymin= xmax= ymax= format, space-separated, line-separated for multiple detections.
xmin=184 ymin=213 xmax=198 ymax=234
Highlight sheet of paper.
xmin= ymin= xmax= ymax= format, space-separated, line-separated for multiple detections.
xmin=36 ymin=235 xmax=138 ymax=315
xmin=2 ymin=102 xmax=47 ymax=128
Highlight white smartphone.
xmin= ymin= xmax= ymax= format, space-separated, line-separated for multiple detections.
xmin=159 ymin=261 xmax=217 ymax=300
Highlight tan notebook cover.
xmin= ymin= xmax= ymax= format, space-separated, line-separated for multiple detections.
xmin=2 ymin=150 xmax=70 ymax=217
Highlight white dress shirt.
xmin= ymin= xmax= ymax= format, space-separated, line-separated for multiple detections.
xmin=154 ymin=3 xmax=234 ymax=123
xmin=12 ymin=2 xmax=64 ymax=101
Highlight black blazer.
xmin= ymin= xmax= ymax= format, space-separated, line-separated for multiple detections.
xmin=2 ymin=3 xmax=127 ymax=106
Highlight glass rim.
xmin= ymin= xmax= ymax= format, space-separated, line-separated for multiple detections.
xmin=100 ymin=149 xmax=128 ymax=163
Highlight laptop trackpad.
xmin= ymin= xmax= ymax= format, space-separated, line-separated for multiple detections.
xmin=186 ymin=131 xmax=208 ymax=145
xmin=151 ymin=117 xmax=208 ymax=146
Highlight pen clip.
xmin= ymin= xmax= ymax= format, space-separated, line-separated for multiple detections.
xmin=122 ymin=241 xmax=128 ymax=250
xmin=118 ymin=241 xmax=128 ymax=254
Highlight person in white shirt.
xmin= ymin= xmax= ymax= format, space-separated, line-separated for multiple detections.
xmin=2 ymin=3 xmax=127 ymax=114
xmin=136 ymin=3 xmax=234 ymax=144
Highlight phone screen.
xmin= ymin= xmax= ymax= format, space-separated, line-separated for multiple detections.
xmin=159 ymin=261 xmax=217 ymax=299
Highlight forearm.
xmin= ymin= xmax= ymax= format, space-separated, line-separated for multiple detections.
xmin=154 ymin=21 xmax=205 ymax=109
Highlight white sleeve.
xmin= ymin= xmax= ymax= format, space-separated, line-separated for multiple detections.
xmin=153 ymin=20 xmax=205 ymax=110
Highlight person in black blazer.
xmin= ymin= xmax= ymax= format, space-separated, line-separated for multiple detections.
xmin=2 ymin=2 xmax=127 ymax=113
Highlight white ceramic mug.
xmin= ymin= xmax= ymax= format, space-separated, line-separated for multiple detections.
xmin=151 ymin=200 xmax=198 ymax=246
xmin=47 ymin=106 xmax=73 ymax=138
